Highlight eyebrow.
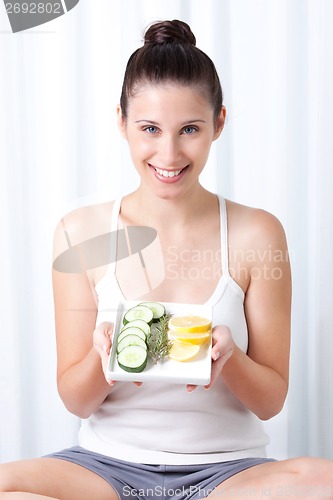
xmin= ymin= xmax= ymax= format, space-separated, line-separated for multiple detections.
xmin=134 ymin=119 xmax=207 ymax=125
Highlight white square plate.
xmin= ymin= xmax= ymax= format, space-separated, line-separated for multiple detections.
xmin=107 ymin=301 xmax=212 ymax=385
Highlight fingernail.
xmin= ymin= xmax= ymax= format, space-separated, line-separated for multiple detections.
xmin=213 ymin=351 xmax=220 ymax=361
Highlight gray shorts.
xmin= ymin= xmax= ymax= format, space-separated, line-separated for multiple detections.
xmin=44 ymin=446 xmax=276 ymax=499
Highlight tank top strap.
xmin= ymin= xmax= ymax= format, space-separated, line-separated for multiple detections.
xmin=111 ymin=197 xmax=122 ymax=232
xmin=217 ymin=195 xmax=230 ymax=277
xmin=108 ymin=197 xmax=122 ymax=275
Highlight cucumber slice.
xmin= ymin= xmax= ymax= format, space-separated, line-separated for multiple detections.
xmin=121 ymin=319 xmax=151 ymax=337
xmin=138 ymin=302 xmax=166 ymax=322
xmin=117 ymin=345 xmax=148 ymax=373
xmin=116 ymin=334 xmax=147 ymax=354
xmin=123 ymin=305 xmax=154 ymax=325
xmin=117 ymin=326 xmax=146 ymax=344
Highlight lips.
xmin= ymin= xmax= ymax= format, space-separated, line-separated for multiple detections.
xmin=154 ymin=167 xmax=183 ymax=178
xmin=149 ymin=164 xmax=188 ymax=180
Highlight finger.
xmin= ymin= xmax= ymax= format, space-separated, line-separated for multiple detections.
xmin=186 ymin=384 xmax=197 ymax=392
xmin=102 ymin=342 xmax=111 ymax=355
xmin=95 ymin=321 xmax=114 ymax=340
xmin=211 ymin=343 xmax=222 ymax=363
xmin=186 ymin=327 xmax=232 ymax=392
xmin=103 ymin=344 xmax=110 ymax=355
xmin=205 ymin=346 xmax=234 ymax=389
xmin=103 ymin=324 xmax=114 ymax=352
xmin=93 ymin=322 xmax=114 ymax=354
xmin=211 ymin=326 xmax=233 ymax=359
xmin=211 ymin=349 xmax=220 ymax=362
xmin=93 ymin=342 xmax=108 ymax=359
xmin=93 ymin=339 xmax=113 ymax=383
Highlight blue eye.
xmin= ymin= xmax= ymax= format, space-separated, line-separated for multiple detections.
xmin=182 ymin=126 xmax=197 ymax=134
xmin=144 ymin=126 xmax=158 ymax=134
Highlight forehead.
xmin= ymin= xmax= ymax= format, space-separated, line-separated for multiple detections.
xmin=126 ymin=83 xmax=214 ymax=120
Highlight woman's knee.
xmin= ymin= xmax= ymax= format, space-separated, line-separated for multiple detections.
xmin=0 ymin=459 xmax=52 ymax=494
xmin=0 ymin=458 xmax=119 ymax=500
xmin=0 ymin=463 xmax=20 ymax=492
xmin=288 ymin=456 xmax=333 ymax=484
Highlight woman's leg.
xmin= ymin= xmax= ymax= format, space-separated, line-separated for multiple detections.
xmin=0 ymin=457 xmax=118 ymax=500
xmin=0 ymin=494 xmax=58 ymax=499
xmin=209 ymin=457 xmax=333 ymax=499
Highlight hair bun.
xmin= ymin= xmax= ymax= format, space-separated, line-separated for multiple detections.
xmin=144 ymin=20 xmax=196 ymax=46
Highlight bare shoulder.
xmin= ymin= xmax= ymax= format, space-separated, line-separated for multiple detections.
xmin=226 ymin=198 xmax=288 ymax=249
xmin=225 ymin=199 xmax=289 ymax=291
xmin=53 ymin=201 xmax=115 ymax=258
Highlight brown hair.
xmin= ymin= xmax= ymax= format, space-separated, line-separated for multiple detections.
xmin=120 ymin=20 xmax=223 ymax=122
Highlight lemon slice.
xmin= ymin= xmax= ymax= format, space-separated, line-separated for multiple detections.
xmin=168 ymin=315 xmax=212 ymax=334
xmin=169 ymin=331 xmax=211 ymax=345
xmin=168 ymin=341 xmax=200 ymax=362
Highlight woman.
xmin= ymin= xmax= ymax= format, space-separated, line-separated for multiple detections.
xmin=1 ymin=19 xmax=332 ymax=500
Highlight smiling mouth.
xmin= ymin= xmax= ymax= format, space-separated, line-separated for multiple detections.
xmin=151 ymin=165 xmax=188 ymax=178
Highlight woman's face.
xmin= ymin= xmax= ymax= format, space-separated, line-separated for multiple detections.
xmin=118 ymin=84 xmax=225 ymax=200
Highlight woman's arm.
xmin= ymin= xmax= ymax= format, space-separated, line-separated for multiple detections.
xmin=53 ymin=269 xmax=113 ymax=419
xmin=52 ymin=210 xmax=114 ymax=419
xmin=209 ymin=209 xmax=291 ymax=420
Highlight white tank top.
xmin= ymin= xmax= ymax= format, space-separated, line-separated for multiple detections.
xmin=78 ymin=195 xmax=270 ymax=464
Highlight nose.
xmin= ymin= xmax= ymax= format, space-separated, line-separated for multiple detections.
xmin=158 ymin=134 xmax=182 ymax=167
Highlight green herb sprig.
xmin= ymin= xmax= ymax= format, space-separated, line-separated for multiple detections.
xmin=147 ymin=313 xmax=173 ymax=364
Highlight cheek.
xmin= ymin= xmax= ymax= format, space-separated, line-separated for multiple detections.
xmin=128 ymin=135 xmax=153 ymax=160
xmin=189 ymin=138 xmax=212 ymax=160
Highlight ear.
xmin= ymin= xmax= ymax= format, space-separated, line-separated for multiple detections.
xmin=213 ymin=106 xmax=226 ymax=141
xmin=117 ymin=105 xmax=127 ymax=139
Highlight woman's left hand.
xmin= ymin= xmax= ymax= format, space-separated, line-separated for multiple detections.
xmin=186 ymin=325 xmax=234 ymax=392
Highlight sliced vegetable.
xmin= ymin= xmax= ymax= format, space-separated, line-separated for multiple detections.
xmin=138 ymin=302 xmax=166 ymax=322
xmin=117 ymin=326 xmax=146 ymax=344
xmin=117 ymin=345 xmax=148 ymax=373
xmin=123 ymin=305 xmax=154 ymax=325
xmin=120 ymin=319 xmax=150 ymax=337
xmin=116 ymin=334 xmax=147 ymax=354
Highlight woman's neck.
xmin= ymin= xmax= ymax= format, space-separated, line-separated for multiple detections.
xmin=121 ymin=184 xmax=217 ymax=229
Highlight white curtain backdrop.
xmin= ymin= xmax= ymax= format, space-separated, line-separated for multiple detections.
xmin=1 ymin=0 xmax=332 ymax=463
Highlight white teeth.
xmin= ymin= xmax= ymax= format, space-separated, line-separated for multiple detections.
xmin=155 ymin=167 xmax=183 ymax=178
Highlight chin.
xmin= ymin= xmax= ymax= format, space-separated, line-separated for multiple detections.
xmin=154 ymin=187 xmax=190 ymax=201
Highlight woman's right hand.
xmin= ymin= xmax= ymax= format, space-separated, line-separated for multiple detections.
xmin=93 ymin=322 xmax=142 ymax=388
xmin=93 ymin=322 xmax=115 ymax=385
